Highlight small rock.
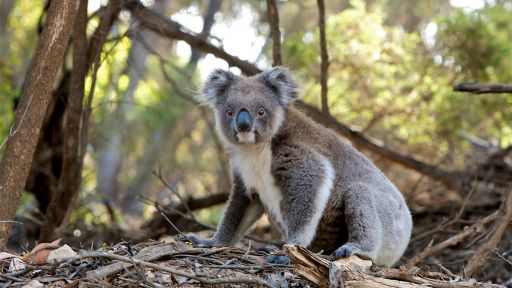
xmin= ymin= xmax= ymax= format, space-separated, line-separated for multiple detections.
xmin=47 ymin=244 xmax=77 ymax=263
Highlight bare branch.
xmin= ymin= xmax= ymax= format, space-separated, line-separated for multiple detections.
xmin=121 ymin=0 xmax=261 ymax=75
xmin=317 ymin=0 xmax=330 ymax=118
xmin=454 ymin=82 xmax=512 ymax=94
xmin=266 ymin=0 xmax=282 ymax=66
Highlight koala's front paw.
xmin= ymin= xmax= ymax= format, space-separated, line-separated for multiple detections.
xmin=331 ymin=244 xmax=360 ymax=260
xmin=265 ymin=255 xmax=291 ymax=265
xmin=175 ymin=234 xmax=215 ymax=248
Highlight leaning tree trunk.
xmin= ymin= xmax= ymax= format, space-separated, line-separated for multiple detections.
xmin=0 ymin=0 xmax=80 ymax=249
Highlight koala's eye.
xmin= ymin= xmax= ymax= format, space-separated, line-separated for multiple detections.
xmin=257 ymin=108 xmax=265 ymax=117
xmin=226 ymin=109 xmax=234 ymax=117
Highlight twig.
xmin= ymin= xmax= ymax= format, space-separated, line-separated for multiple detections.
xmin=405 ymin=211 xmax=499 ymax=267
xmin=454 ymin=82 xmax=512 ymax=94
xmin=159 ymin=212 xmax=184 ymax=236
xmin=81 ymin=252 xmax=270 ymax=286
xmin=266 ymin=0 xmax=282 ymax=66
xmin=492 ymin=250 xmax=512 ymax=267
xmin=317 ymin=0 xmax=330 ymax=118
xmin=152 ymin=167 xmax=193 ymax=217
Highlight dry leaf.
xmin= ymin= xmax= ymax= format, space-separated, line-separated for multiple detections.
xmin=21 ymin=238 xmax=62 ymax=265
xmin=63 ymin=279 xmax=80 ymax=288
xmin=8 ymin=257 xmax=26 ymax=272
xmin=21 ymin=280 xmax=43 ymax=288
xmin=0 ymin=252 xmax=19 ymax=261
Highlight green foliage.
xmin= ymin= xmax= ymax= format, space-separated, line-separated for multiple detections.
xmin=282 ymin=1 xmax=512 ymax=164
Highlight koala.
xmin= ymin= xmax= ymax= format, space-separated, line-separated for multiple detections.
xmin=185 ymin=67 xmax=413 ymax=267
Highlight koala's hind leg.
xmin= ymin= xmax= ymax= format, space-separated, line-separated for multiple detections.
xmin=272 ymin=144 xmax=335 ymax=248
xmin=331 ymin=182 xmax=381 ymax=262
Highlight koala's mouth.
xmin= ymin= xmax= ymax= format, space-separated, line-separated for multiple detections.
xmin=235 ymin=131 xmax=256 ymax=143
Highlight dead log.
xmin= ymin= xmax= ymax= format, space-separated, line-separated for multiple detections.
xmin=284 ymin=244 xmax=504 ymax=288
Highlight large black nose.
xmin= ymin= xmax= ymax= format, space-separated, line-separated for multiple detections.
xmin=236 ymin=110 xmax=252 ymax=132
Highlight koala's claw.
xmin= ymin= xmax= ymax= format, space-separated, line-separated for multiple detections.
xmin=256 ymin=245 xmax=280 ymax=255
xmin=175 ymin=234 xmax=213 ymax=248
xmin=265 ymin=255 xmax=291 ymax=265
xmin=331 ymin=244 xmax=356 ymax=260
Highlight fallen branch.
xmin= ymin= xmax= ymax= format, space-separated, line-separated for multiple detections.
xmin=85 ymin=251 xmax=269 ymax=286
xmin=454 ymin=82 xmax=512 ymax=94
xmin=284 ymin=244 xmax=504 ymax=288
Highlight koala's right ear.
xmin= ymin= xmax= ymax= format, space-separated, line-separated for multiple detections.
xmin=197 ymin=69 xmax=236 ymax=107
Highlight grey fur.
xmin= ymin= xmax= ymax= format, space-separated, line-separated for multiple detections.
xmin=189 ymin=67 xmax=413 ymax=267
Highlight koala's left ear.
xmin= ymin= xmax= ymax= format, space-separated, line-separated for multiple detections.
xmin=257 ymin=67 xmax=298 ymax=106
xmin=197 ymin=69 xmax=236 ymax=107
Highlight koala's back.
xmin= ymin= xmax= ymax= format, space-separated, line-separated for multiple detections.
xmin=272 ymin=106 xmax=412 ymax=265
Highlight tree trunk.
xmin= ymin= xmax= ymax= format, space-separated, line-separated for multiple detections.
xmin=39 ymin=0 xmax=88 ymax=242
xmin=0 ymin=0 xmax=80 ymax=249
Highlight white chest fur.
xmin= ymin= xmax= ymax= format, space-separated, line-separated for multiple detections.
xmin=229 ymin=144 xmax=285 ymax=230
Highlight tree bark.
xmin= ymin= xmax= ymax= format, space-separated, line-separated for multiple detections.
xmin=0 ymin=0 xmax=80 ymax=249
xmin=39 ymin=0 xmax=88 ymax=242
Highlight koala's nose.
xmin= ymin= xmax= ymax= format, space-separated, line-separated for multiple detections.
xmin=236 ymin=110 xmax=252 ymax=132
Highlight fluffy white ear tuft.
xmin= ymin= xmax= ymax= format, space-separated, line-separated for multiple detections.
xmin=196 ymin=69 xmax=236 ymax=107
xmin=257 ymin=66 xmax=298 ymax=106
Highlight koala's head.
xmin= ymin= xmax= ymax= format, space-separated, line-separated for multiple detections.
xmin=198 ymin=67 xmax=298 ymax=146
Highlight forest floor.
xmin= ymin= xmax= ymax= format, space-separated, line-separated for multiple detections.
xmin=0 ymin=232 xmax=509 ymax=288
